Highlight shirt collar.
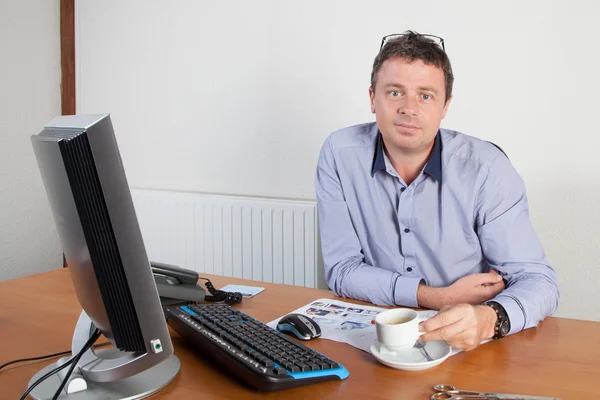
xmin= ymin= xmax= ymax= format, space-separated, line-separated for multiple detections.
xmin=424 ymin=132 xmax=443 ymax=183
xmin=371 ymin=131 xmax=386 ymax=176
xmin=371 ymin=130 xmax=443 ymax=183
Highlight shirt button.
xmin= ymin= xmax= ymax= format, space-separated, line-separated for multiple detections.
xmin=404 ymin=228 xmax=410 ymax=233
xmin=400 ymin=187 xmax=406 ymax=192
xmin=407 ymin=267 xmax=413 ymax=272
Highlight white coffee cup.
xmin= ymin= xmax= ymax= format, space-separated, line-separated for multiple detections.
xmin=375 ymin=308 xmax=424 ymax=352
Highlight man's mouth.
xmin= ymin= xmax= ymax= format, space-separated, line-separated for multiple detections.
xmin=395 ymin=123 xmax=420 ymax=131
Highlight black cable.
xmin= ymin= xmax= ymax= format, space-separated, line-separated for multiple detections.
xmin=19 ymin=329 xmax=101 ymax=400
xmin=51 ymin=329 xmax=102 ymax=400
xmin=198 ymin=277 xmax=242 ymax=304
xmin=0 ymin=342 xmax=111 ymax=372
xmin=18 ymin=358 xmax=76 ymax=400
xmin=1 ymin=351 xmax=71 ymax=372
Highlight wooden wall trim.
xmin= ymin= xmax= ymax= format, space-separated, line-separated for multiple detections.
xmin=60 ymin=0 xmax=75 ymax=115
xmin=60 ymin=0 xmax=75 ymax=267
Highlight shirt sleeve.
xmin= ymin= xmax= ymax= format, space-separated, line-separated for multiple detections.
xmin=476 ymin=153 xmax=560 ymax=334
xmin=315 ymin=136 xmax=422 ymax=307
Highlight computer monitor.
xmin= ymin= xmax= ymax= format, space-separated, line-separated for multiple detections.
xmin=29 ymin=114 xmax=180 ymax=399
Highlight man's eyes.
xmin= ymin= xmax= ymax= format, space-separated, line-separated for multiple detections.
xmin=386 ymin=91 xmax=434 ymax=101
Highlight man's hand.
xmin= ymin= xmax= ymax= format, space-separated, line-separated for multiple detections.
xmin=417 ymin=270 xmax=505 ymax=310
xmin=446 ymin=270 xmax=505 ymax=304
xmin=418 ymin=304 xmax=497 ymax=351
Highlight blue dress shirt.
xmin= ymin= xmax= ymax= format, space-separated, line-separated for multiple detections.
xmin=315 ymin=122 xmax=559 ymax=334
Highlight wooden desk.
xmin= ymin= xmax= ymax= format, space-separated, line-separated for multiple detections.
xmin=0 ymin=269 xmax=597 ymax=399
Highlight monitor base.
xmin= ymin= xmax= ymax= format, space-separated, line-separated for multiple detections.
xmin=27 ymin=353 xmax=180 ymax=400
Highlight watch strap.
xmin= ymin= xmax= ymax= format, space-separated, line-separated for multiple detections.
xmin=485 ymin=301 xmax=510 ymax=339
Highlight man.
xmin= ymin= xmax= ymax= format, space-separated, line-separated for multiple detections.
xmin=315 ymin=31 xmax=559 ymax=351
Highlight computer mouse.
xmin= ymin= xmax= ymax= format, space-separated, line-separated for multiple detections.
xmin=276 ymin=313 xmax=322 ymax=340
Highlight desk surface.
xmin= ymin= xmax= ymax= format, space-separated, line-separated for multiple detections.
xmin=0 ymin=269 xmax=597 ymax=399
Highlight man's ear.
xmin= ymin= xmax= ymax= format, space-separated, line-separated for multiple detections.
xmin=441 ymin=95 xmax=453 ymax=119
xmin=369 ymin=87 xmax=376 ymax=114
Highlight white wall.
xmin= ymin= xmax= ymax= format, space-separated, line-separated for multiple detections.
xmin=0 ymin=0 xmax=62 ymax=281
xmin=76 ymin=0 xmax=600 ymax=321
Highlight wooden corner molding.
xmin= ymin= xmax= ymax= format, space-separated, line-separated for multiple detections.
xmin=60 ymin=0 xmax=75 ymax=115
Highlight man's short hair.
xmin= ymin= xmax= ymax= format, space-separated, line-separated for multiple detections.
xmin=371 ymin=31 xmax=454 ymax=104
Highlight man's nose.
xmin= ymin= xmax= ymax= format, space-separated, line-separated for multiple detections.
xmin=398 ymin=96 xmax=417 ymax=115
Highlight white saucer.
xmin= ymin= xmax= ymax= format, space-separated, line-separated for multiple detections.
xmin=370 ymin=340 xmax=451 ymax=371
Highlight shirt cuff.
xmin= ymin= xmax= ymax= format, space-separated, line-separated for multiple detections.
xmin=493 ymin=295 xmax=526 ymax=335
xmin=393 ymin=275 xmax=424 ymax=308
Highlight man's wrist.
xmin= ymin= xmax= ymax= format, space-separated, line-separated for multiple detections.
xmin=417 ymin=282 xmax=448 ymax=310
xmin=477 ymin=304 xmax=498 ymax=339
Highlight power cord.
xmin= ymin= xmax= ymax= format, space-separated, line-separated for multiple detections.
xmin=198 ymin=277 xmax=242 ymax=304
xmin=51 ymin=329 xmax=102 ymax=400
xmin=0 ymin=341 xmax=111 ymax=372
xmin=18 ymin=358 xmax=76 ymax=400
xmin=19 ymin=329 xmax=101 ymax=400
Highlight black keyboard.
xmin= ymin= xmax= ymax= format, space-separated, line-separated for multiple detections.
xmin=164 ymin=304 xmax=349 ymax=391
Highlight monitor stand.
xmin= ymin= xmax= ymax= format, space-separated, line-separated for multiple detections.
xmin=27 ymin=312 xmax=180 ymax=400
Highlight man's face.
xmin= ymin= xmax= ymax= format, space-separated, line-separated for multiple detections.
xmin=369 ymin=57 xmax=451 ymax=155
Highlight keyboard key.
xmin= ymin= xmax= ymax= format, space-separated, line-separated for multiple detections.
xmin=297 ymin=363 xmax=311 ymax=372
xmin=308 ymin=362 xmax=321 ymax=371
xmin=260 ymin=358 xmax=274 ymax=368
xmin=318 ymin=361 xmax=331 ymax=370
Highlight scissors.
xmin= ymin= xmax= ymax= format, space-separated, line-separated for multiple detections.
xmin=431 ymin=384 xmax=562 ymax=400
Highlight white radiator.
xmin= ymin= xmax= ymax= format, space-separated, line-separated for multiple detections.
xmin=130 ymin=189 xmax=326 ymax=289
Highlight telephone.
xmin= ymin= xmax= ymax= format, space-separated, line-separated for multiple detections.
xmin=150 ymin=261 xmax=242 ymax=305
